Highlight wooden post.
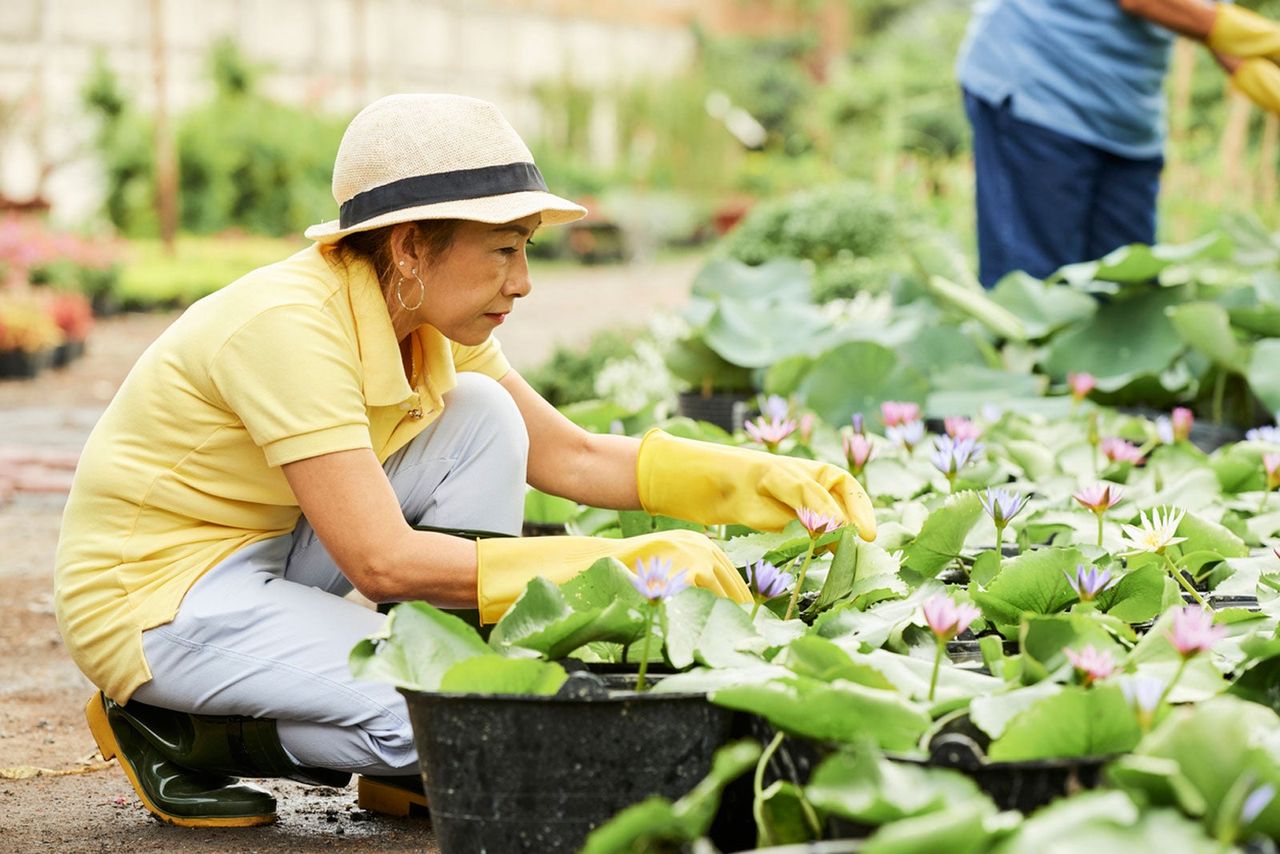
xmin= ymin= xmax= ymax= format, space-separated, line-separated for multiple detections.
xmin=1259 ymin=113 xmax=1279 ymax=222
xmin=1218 ymin=89 xmax=1252 ymax=210
xmin=149 ymin=0 xmax=179 ymax=253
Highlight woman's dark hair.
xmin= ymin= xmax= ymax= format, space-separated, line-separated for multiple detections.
xmin=325 ymin=219 xmax=461 ymax=288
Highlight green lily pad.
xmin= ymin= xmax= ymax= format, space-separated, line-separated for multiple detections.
xmin=349 ymin=601 xmax=491 ymax=691
xmin=987 ymin=684 xmax=1143 ymax=761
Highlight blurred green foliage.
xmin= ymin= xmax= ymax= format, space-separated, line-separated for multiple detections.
xmin=523 ymin=328 xmax=640 ymax=407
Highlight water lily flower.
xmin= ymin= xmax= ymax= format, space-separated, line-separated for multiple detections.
xmin=784 ymin=508 xmax=842 ymax=621
xmin=1246 ymin=425 xmax=1280 ymax=444
xmin=881 ymin=401 xmax=922 ymax=427
xmin=1172 ymin=407 xmax=1194 ymax=442
xmin=1068 ymin=372 xmax=1096 ymax=402
xmin=1242 ymin=784 xmax=1277 ymax=826
xmin=930 ymin=436 xmax=984 ymax=488
xmin=944 ymin=416 xmax=982 ymax=441
xmin=1265 ymin=453 xmax=1280 ymax=492
xmin=886 ymin=419 xmax=926 ymax=452
xmin=843 ymin=432 xmax=874 ymax=474
xmin=797 ymin=507 xmax=842 ymax=537
xmin=1155 ymin=416 xmax=1174 ymax=446
xmin=1120 ymin=675 xmax=1166 ymax=729
xmin=797 ymin=413 xmax=815 ymax=445
xmin=1064 ymin=564 xmax=1117 ymax=602
xmin=980 ymin=403 xmax=1004 ymax=423
xmin=1074 ymin=483 xmax=1124 ymax=513
xmin=609 ymin=419 xmax=626 ymax=435
xmin=746 ymin=560 xmax=793 ymax=600
xmin=1074 ymin=483 xmax=1124 ymax=546
xmin=850 ymin=413 xmax=866 ymax=435
xmin=746 ymin=560 xmax=794 ymax=620
xmin=1119 ymin=507 xmax=1187 ymax=555
xmin=922 ymin=593 xmax=982 ymax=702
xmin=1169 ymin=606 xmax=1226 ymax=658
xmin=922 ymin=594 xmax=981 ymax=641
xmin=744 ymin=415 xmax=798 ymax=451
xmin=761 ymin=394 xmax=790 ymax=422
xmin=1101 ymin=437 xmax=1145 ymax=466
xmin=1064 ymin=645 xmax=1115 ymax=685
xmin=980 ymin=487 xmax=1029 ymax=550
xmin=630 ymin=557 xmax=690 ymax=603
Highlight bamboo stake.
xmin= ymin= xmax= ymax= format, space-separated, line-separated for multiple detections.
xmin=1259 ymin=113 xmax=1279 ymax=220
xmin=1218 ymin=89 xmax=1252 ymax=210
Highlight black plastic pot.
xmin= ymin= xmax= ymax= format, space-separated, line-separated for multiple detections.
xmin=1207 ymin=594 xmax=1261 ymax=611
xmin=677 ymin=390 xmax=753 ymax=433
xmin=399 ymin=677 xmax=737 ymax=854
xmin=520 ymin=521 xmax=566 ymax=537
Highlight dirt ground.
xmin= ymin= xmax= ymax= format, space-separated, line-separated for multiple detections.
xmin=0 ymin=254 xmax=700 ymax=852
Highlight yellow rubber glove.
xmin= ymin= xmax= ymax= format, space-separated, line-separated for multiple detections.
xmin=1209 ymin=4 xmax=1280 ymax=59
xmin=476 ymin=529 xmax=750 ymax=623
xmin=635 ymin=429 xmax=877 ymax=541
xmin=1232 ymin=57 xmax=1280 ymax=114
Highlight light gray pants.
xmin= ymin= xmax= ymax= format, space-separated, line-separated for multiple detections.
xmin=131 ymin=373 xmax=528 ymax=775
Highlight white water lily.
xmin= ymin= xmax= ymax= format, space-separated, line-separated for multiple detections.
xmin=1119 ymin=506 xmax=1188 ymax=555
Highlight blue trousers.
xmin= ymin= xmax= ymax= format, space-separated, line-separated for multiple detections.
xmin=964 ymin=90 xmax=1164 ymax=288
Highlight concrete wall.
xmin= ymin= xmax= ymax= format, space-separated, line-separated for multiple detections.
xmin=0 ymin=0 xmax=700 ymax=224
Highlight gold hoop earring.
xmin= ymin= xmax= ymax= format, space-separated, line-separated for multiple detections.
xmin=396 ymin=270 xmax=424 ymax=311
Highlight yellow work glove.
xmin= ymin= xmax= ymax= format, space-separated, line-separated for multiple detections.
xmin=1209 ymin=4 xmax=1280 ymax=59
xmin=476 ymin=529 xmax=750 ymax=623
xmin=1232 ymin=57 xmax=1280 ymax=114
xmin=635 ymin=429 xmax=877 ymax=541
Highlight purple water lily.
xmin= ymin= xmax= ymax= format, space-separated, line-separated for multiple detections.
xmin=981 ymin=487 xmax=1029 ymax=552
xmin=746 ymin=559 xmax=793 ymax=600
xmin=761 ymin=394 xmax=790 ymax=422
xmin=850 ymin=413 xmax=866 ymax=435
xmin=1120 ymin=674 xmax=1166 ymax=730
xmin=629 ymin=557 xmax=690 ymax=603
xmin=1064 ymin=564 xmax=1118 ymax=603
xmin=1246 ymin=425 xmax=1280 ymax=444
xmin=930 ymin=436 xmax=984 ymax=488
xmin=887 ymin=419 xmax=926 ymax=452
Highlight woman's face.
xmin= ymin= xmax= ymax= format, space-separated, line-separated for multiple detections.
xmin=414 ymin=214 xmax=540 ymax=346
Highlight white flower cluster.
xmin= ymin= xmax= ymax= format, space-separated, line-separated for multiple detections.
xmin=594 ymin=337 xmax=679 ymax=414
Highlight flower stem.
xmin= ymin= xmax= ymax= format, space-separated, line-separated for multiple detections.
xmin=994 ymin=521 xmax=1006 ymax=553
xmin=1164 ymin=553 xmax=1208 ymax=609
xmin=1212 ymin=369 xmax=1227 ymax=426
xmin=784 ymin=540 xmax=818 ymax=621
xmin=634 ymin=603 xmax=656 ymax=692
xmin=753 ymin=731 xmax=786 ymax=847
xmin=1156 ymin=656 xmax=1189 ymax=710
xmin=749 ymin=597 xmax=762 ymax=621
xmin=928 ymin=638 xmax=945 ymax=703
xmin=1096 ymin=512 xmax=1105 ymax=548
xmin=1262 ymin=489 xmax=1271 ymax=513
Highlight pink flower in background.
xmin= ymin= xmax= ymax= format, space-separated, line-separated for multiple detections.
xmin=761 ymin=395 xmax=790 ymax=422
xmin=1169 ymin=606 xmax=1227 ymax=658
xmin=1172 ymin=407 xmax=1194 ymax=442
xmin=1101 ymin=437 xmax=1145 ymax=466
xmin=944 ymin=416 xmax=982 ymax=442
xmin=1073 ymin=483 xmax=1124 ymax=513
xmin=922 ymin=594 xmax=981 ymax=641
xmin=1068 ymin=372 xmax=1096 ymax=401
xmin=1264 ymin=453 xmax=1280 ymax=491
xmin=1064 ymin=645 xmax=1115 ymax=685
xmin=881 ymin=401 xmax=922 ymax=427
xmin=796 ymin=507 xmax=842 ymax=537
xmin=798 ymin=413 xmax=815 ymax=445
xmin=744 ymin=416 xmax=798 ymax=451
xmin=843 ymin=432 xmax=874 ymax=473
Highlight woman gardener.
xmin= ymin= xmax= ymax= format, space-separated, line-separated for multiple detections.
xmin=54 ymin=94 xmax=876 ymax=827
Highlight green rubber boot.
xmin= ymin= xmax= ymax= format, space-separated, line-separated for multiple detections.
xmin=109 ymin=695 xmax=352 ymax=789
xmin=86 ymin=692 xmax=278 ymax=827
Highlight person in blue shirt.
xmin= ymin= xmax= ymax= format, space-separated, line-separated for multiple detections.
xmin=957 ymin=0 xmax=1280 ymax=288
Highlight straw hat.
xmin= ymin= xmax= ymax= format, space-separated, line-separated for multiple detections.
xmin=304 ymin=94 xmax=586 ymax=243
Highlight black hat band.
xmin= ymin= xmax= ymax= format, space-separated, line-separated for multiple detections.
xmin=338 ymin=162 xmax=548 ymax=229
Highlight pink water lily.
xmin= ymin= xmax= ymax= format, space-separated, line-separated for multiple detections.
xmin=1265 ymin=453 xmax=1280 ymax=492
xmin=944 ymin=416 xmax=982 ymax=441
xmin=881 ymin=401 xmax=922 ymax=427
xmin=796 ymin=507 xmax=842 ymax=537
xmin=1074 ymin=483 xmax=1123 ymax=513
xmin=1068 ymin=372 xmax=1096 ymax=401
xmin=1172 ymin=407 xmax=1194 ymax=442
xmin=843 ymin=432 xmax=874 ymax=473
xmin=797 ymin=413 xmax=815 ymax=445
xmin=1101 ymin=437 xmax=1145 ymax=466
xmin=921 ymin=594 xmax=981 ymax=641
xmin=1064 ymin=645 xmax=1115 ymax=685
xmin=1169 ymin=606 xmax=1226 ymax=658
xmin=744 ymin=415 xmax=798 ymax=451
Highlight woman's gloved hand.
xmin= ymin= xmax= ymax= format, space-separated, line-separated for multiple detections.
xmin=635 ymin=429 xmax=877 ymax=541
xmin=1232 ymin=58 xmax=1280 ymax=114
xmin=1209 ymin=4 xmax=1280 ymax=59
xmin=476 ymin=529 xmax=750 ymax=623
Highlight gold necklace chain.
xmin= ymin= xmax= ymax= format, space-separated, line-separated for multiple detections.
xmin=407 ymin=337 xmax=423 ymax=420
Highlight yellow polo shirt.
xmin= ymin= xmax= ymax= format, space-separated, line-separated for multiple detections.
xmin=54 ymin=243 xmax=510 ymax=702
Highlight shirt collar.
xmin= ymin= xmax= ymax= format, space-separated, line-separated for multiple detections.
xmin=343 ymin=253 xmax=416 ymax=408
